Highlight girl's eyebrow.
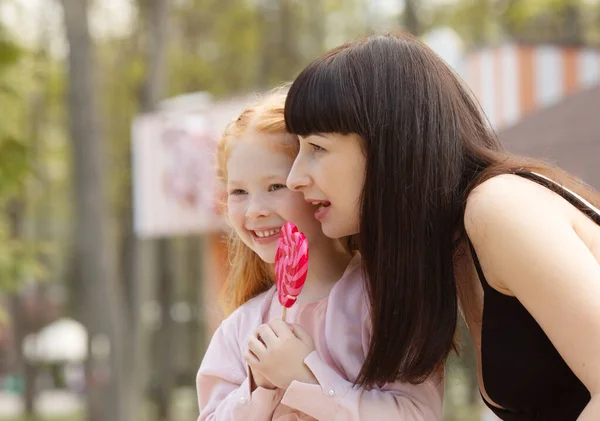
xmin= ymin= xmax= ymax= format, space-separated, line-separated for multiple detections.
xmin=226 ymin=178 xmax=244 ymax=186
xmin=261 ymin=174 xmax=287 ymax=183
xmin=228 ymin=174 xmax=286 ymax=186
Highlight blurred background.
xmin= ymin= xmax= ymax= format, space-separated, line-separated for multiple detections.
xmin=0 ymin=0 xmax=598 ymax=420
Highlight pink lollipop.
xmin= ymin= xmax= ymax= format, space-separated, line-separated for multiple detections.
xmin=274 ymin=222 xmax=309 ymax=321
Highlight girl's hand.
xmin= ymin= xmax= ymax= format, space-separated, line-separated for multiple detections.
xmin=248 ymin=365 xmax=277 ymax=391
xmin=245 ymin=319 xmax=317 ymax=390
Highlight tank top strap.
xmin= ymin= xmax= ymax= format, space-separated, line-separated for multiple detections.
xmin=512 ymin=169 xmax=600 ymax=225
xmin=467 ymin=238 xmax=493 ymax=289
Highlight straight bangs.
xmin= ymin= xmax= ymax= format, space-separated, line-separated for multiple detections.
xmin=284 ymin=45 xmax=368 ymax=137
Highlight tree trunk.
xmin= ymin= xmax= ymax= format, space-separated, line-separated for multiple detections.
xmin=20 ymin=12 xmax=53 ymax=413
xmin=278 ymin=0 xmax=298 ymax=77
xmin=119 ymin=226 xmax=144 ymax=421
xmin=8 ymin=293 xmax=30 ymax=414
xmin=188 ymin=236 xmax=204 ymax=370
xmin=139 ymin=1 xmax=173 ymax=419
xmin=563 ymin=3 xmax=583 ymax=45
xmin=141 ymin=0 xmax=170 ymax=112
xmin=256 ymin=2 xmax=278 ymax=89
xmin=155 ymin=240 xmax=176 ymax=421
xmin=308 ymin=0 xmax=326 ymax=54
xmin=24 ymin=360 xmax=38 ymax=415
xmin=403 ymin=0 xmax=420 ymax=36
xmin=60 ymin=1 xmax=125 ymax=420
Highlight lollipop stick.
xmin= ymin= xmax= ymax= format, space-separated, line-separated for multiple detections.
xmin=282 ymin=306 xmax=287 ymax=322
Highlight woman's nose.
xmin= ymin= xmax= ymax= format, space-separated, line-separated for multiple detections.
xmin=287 ymin=157 xmax=310 ymax=191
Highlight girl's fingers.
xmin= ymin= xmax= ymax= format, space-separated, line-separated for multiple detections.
xmin=268 ymin=319 xmax=294 ymax=339
xmin=247 ymin=333 xmax=267 ymax=358
xmin=244 ymin=350 xmax=260 ymax=366
xmin=256 ymin=323 xmax=278 ymax=347
xmin=289 ymin=323 xmax=312 ymax=344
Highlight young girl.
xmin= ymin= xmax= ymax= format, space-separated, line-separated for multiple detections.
xmin=284 ymin=33 xmax=600 ymax=420
xmin=195 ymin=90 xmax=444 ymax=421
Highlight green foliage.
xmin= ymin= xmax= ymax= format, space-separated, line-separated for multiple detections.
xmin=0 ymin=28 xmax=40 ymax=291
xmin=0 ymin=219 xmax=45 ymax=290
xmin=0 ymin=35 xmax=21 ymax=69
xmin=169 ymin=0 xmax=261 ymax=96
xmin=0 ymin=135 xmax=29 ymax=197
xmin=429 ymin=0 xmax=597 ymax=49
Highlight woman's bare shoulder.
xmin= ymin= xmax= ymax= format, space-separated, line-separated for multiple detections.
xmin=464 ymin=173 xmax=571 ymax=240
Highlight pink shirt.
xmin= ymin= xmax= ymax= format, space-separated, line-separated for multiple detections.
xmin=196 ymin=254 xmax=444 ymax=420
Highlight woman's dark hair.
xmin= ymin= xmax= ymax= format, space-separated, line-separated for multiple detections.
xmin=284 ymin=33 xmax=600 ymax=388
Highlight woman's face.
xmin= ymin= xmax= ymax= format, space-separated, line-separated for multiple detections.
xmin=286 ymin=133 xmax=366 ymax=239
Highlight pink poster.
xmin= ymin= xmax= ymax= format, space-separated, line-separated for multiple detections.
xmin=132 ymin=96 xmax=253 ymax=237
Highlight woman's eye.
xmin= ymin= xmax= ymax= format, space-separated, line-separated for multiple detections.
xmin=229 ymin=189 xmax=246 ymax=196
xmin=268 ymin=184 xmax=286 ymax=192
xmin=309 ymin=143 xmax=324 ymax=152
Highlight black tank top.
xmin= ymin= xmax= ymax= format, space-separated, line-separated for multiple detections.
xmin=469 ymin=171 xmax=600 ymax=420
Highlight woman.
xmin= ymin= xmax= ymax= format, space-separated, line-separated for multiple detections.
xmin=283 ymin=33 xmax=600 ymax=420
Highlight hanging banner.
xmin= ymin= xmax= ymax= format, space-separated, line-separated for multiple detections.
xmin=132 ymin=95 xmax=254 ymax=237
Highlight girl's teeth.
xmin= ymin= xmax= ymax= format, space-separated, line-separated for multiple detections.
xmin=255 ymin=229 xmax=280 ymax=238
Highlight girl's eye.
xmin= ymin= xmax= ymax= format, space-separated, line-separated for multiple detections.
xmin=309 ymin=143 xmax=324 ymax=152
xmin=229 ymin=189 xmax=247 ymax=196
xmin=268 ymin=184 xmax=286 ymax=192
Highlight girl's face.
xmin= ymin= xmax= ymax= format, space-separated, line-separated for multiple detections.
xmin=226 ymin=132 xmax=325 ymax=263
xmin=286 ymin=133 xmax=366 ymax=239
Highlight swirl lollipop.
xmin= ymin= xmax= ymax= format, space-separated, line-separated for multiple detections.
xmin=274 ymin=222 xmax=309 ymax=321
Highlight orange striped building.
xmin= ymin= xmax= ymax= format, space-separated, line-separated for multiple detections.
xmin=465 ymin=44 xmax=600 ymax=129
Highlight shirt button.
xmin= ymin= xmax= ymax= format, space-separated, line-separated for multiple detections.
xmin=239 ymin=397 xmax=247 ymax=404
xmin=328 ymin=389 xmax=335 ymax=397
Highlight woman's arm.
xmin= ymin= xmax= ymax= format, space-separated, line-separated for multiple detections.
xmin=465 ymin=174 xmax=600 ymax=420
